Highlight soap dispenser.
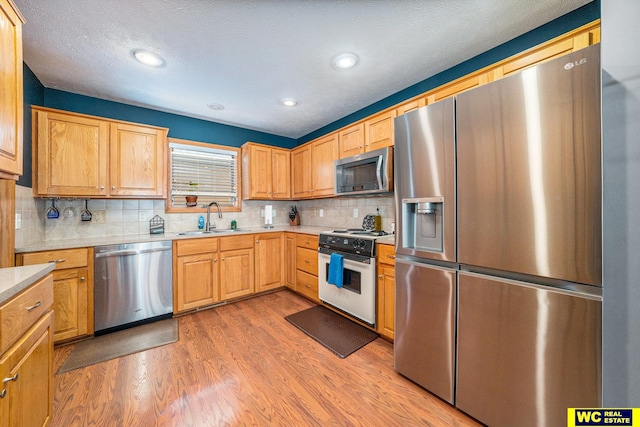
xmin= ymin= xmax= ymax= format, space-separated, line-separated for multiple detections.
xmin=198 ymin=215 xmax=205 ymax=230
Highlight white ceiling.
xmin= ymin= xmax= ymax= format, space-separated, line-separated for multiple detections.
xmin=15 ymin=0 xmax=592 ymax=139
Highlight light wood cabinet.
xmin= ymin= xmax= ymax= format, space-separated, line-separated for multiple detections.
xmin=255 ymin=232 xmax=284 ymax=292
xmin=338 ymin=123 xmax=365 ymax=158
xmin=284 ymin=232 xmax=296 ymax=290
xmin=0 ymin=0 xmax=24 ymax=179
xmin=32 ymin=107 xmax=167 ymax=198
xmin=291 ymin=144 xmax=312 ymax=199
xmin=242 ymin=142 xmax=291 ymax=200
xmin=396 ymin=98 xmax=426 ymax=116
xmin=173 ymin=238 xmax=219 ymax=313
xmin=291 ymin=133 xmax=338 ymax=199
xmin=0 ymin=273 xmax=54 ymax=427
xmin=220 ymin=235 xmax=255 ymax=300
xmin=376 ymin=243 xmax=395 ymax=341
xmin=109 ymin=122 xmax=166 ymax=197
xmin=365 ymin=110 xmax=396 ymax=152
xmin=16 ymin=248 xmax=94 ymax=343
xmin=293 ymin=234 xmax=320 ymax=303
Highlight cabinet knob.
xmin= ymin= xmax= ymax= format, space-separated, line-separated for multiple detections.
xmin=214 ymin=258 xmax=218 ymax=262
xmin=256 ymin=240 xmax=259 ymax=243
xmin=222 ymin=258 xmax=225 ymax=261
xmin=112 ymin=185 xmax=116 ymax=190
xmin=378 ymin=275 xmax=383 ymax=279
xmin=100 ymin=186 xmax=105 ymax=190
xmin=80 ymin=277 xmax=86 ymax=281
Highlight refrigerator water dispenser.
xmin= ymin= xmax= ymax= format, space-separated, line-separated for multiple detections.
xmin=401 ymin=197 xmax=444 ymax=253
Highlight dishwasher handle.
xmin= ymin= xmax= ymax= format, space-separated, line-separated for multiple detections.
xmin=95 ymin=246 xmax=171 ymax=258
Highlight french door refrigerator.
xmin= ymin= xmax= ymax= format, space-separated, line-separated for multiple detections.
xmin=394 ymin=44 xmax=602 ymax=427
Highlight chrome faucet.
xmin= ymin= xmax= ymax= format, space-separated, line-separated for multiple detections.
xmin=206 ymin=202 xmax=222 ymax=231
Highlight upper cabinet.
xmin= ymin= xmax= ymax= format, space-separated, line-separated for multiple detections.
xmin=242 ymin=142 xmax=291 ymax=200
xmin=292 ymin=132 xmax=338 ymax=199
xmin=0 ymin=0 xmax=24 ymax=179
xmin=365 ymin=110 xmax=396 ymax=152
xmin=338 ymin=123 xmax=365 ymax=159
xmin=32 ymin=107 xmax=167 ymax=198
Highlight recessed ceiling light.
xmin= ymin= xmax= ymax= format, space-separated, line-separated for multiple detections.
xmin=280 ymin=98 xmax=298 ymax=107
xmin=334 ymin=53 xmax=358 ymax=70
xmin=207 ymin=103 xmax=225 ymax=111
xmin=132 ymin=49 xmax=165 ymax=67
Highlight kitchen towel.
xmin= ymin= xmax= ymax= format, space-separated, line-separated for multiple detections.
xmin=328 ymin=253 xmax=344 ymax=288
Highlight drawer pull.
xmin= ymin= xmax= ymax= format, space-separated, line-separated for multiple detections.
xmin=3 ymin=374 xmax=18 ymax=383
xmin=0 ymin=389 xmax=5 ymax=398
xmin=305 ymin=284 xmax=311 ymax=289
xmin=305 ymin=240 xmax=310 ymax=244
xmin=48 ymin=259 xmax=66 ymax=264
xmin=304 ymin=260 xmax=310 ymax=264
xmin=26 ymin=301 xmax=42 ymax=311
xmin=387 ymin=255 xmax=396 ymax=259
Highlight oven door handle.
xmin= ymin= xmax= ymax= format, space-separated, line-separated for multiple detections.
xmin=318 ymin=248 xmax=372 ymax=264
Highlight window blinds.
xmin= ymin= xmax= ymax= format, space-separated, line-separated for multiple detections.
xmin=170 ymin=142 xmax=238 ymax=207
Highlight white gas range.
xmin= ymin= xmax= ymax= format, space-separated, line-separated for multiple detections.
xmin=317 ymin=229 xmax=389 ymax=327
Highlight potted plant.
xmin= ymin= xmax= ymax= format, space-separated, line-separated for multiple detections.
xmin=185 ymin=182 xmax=199 ymax=207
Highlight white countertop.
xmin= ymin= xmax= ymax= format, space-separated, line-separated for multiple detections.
xmin=15 ymin=225 xmax=328 ymax=253
xmin=0 ymin=263 xmax=56 ymax=305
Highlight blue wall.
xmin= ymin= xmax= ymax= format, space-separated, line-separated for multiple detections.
xmin=298 ymin=0 xmax=601 ymax=143
xmin=17 ymin=64 xmax=45 ymax=188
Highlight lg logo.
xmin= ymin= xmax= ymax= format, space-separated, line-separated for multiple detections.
xmin=564 ymin=58 xmax=588 ymax=70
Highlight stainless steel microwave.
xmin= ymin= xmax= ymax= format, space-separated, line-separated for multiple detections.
xmin=334 ymin=147 xmax=393 ymax=196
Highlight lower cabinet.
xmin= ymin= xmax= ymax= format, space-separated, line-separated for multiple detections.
xmin=376 ymin=243 xmax=396 ymax=341
xmin=0 ymin=274 xmax=54 ymax=427
xmin=220 ymin=235 xmax=255 ymax=300
xmin=255 ymin=233 xmax=284 ymax=292
xmin=16 ymin=248 xmax=93 ymax=343
xmin=284 ymin=232 xmax=296 ymax=289
xmin=294 ymin=234 xmax=320 ymax=303
xmin=173 ymin=238 xmax=219 ymax=314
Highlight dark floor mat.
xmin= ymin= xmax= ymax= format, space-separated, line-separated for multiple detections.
xmin=285 ymin=305 xmax=378 ymax=358
xmin=57 ymin=318 xmax=179 ymax=374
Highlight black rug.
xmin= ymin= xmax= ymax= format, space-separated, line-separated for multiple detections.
xmin=57 ymin=319 xmax=179 ymax=374
xmin=285 ymin=305 xmax=378 ymax=358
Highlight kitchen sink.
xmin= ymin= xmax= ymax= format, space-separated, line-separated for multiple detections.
xmin=175 ymin=229 xmax=245 ymax=236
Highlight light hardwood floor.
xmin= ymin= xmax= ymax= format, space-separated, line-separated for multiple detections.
xmin=52 ymin=290 xmax=481 ymax=426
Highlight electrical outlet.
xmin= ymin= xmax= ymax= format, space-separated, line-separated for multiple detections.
xmin=139 ymin=211 xmax=149 ymax=222
xmin=353 ymin=208 xmax=358 ymax=217
xmin=319 ymin=209 xmax=324 ymax=217
xmin=15 ymin=213 xmax=21 ymax=230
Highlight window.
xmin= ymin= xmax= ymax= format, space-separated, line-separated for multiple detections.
xmin=167 ymin=138 xmax=241 ymax=212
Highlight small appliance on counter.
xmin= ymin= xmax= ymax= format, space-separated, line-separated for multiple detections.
xmin=289 ymin=205 xmax=300 ymax=225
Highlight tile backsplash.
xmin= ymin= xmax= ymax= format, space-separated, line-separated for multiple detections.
xmin=14 ymin=185 xmax=395 ymax=247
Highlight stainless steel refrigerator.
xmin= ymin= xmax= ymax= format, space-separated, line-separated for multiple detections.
xmin=394 ymin=44 xmax=602 ymax=426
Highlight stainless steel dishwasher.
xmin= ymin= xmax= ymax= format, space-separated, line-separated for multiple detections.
xmin=94 ymin=240 xmax=173 ymax=334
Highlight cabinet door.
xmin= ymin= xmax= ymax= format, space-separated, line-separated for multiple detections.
xmin=220 ymin=248 xmax=254 ymax=300
xmin=284 ymin=233 xmax=296 ymax=289
xmin=310 ymin=133 xmax=338 ymax=197
xmin=365 ymin=110 xmax=396 ymax=152
xmin=247 ymin=144 xmax=272 ymax=199
xmin=396 ymin=98 xmax=426 ymax=116
xmin=255 ymin=233 xmax=284 ymax=292
xmin=109 ymin=122 xmax=166 ymax=197
xmin=175 ymin=252 xmax=219 ymax=313
xmin=338 ymin=123 xmax=365 ymax=158
xmin=52 ymin=267 xmax=91 ymax=342
xmin=0 ymin=0 xmax=23 ymax=178
xmin=271 ymin=148 xmax=291 ymax=199
xmin=0 ymin=311 xmax=53 ymax=427
xmin=377 ymin=265 xmax=395 ymax=340
xmin=291 ymin=145 xmax=312 ymax=199
xmin=35 ymin=110 xmax=109 ymax=196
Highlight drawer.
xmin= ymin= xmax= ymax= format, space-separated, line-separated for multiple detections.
xmin=296 ymin=234 xmax=318 ymax=250
xmin=296 ymin=247 xmax=318 ymax=275
xmin=377 ymin=243 xmax=396 ymax=266
xmin=175 ymin=237 xmax=218 ymax=257
xmin=19 ymin=248 xmax=89 ymax=270
xmin=0 ymin=274 xmax=54 ymax=354
xmin=296 ymin=270 xmax=318 ymax=301
xmin=220 ymin=234 xmax=254 ymax=251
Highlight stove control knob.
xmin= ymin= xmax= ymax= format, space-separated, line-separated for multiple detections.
xmin=353 ymin=239 xmax=365 ymax=250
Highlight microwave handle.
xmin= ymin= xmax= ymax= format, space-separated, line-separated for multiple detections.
xmin=376 ymin=155 xmax=383 ymax=189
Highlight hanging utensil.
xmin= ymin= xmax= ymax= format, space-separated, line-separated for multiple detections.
xmin=46 ymin=199 xmax=60 ymax=219
xmin=80 ymin=199 xmax=92 ymax=222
